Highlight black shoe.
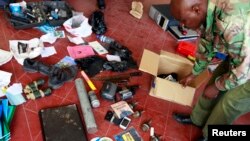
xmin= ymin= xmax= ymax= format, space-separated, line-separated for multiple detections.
xmin=173 ymin=113 xmax=194 ymax=125
xmin=197 ymin=136 xmax=208 ymax=141
xmin=23 ymin=58 xmax=50 ymax=75
xmin=48 ymin=65 xmax=78 ymax=89
xmin=89 ymin=10 xmax=107 ymax=35
xmin=97 ymin=0 xmax=105 ymax=9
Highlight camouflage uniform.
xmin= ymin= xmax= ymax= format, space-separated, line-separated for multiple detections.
xmin=189 ymin=0 xmax=250 ymax=138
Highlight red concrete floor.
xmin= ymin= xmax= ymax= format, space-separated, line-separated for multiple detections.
xmin=1 ymin=0 xmax=250 ymax=141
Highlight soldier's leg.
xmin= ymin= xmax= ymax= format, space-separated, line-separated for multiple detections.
xmin=202 ymin=81 xmax=250 ymax=137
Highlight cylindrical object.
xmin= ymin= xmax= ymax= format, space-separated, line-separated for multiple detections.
xmin=88 ymin=91 xmax=100 ymax=108
xmin=81 ymin=71 xmax=97 ymax=91
xmin=24 ymin=79 xmax=45 ymax=93
xmin=97 ymin=35 xmax=115 ymax=44
xmin=128 ymin=101 xmax=138 ymax=110
xmin=141 ymin=119 xmax=152 ymax=132
xmin=26 ymin=88 xmax=52 ymax=100
xmin=150 ymin=136 xmax=160 ymax=141
xmin=75 ymin=78 xmax=98 ymax=134
xmin=133 ymin=110 xmax=144 ymax=118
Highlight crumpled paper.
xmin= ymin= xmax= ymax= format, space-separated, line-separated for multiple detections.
xmin=9 ymin=38 xmax=44 ymax=65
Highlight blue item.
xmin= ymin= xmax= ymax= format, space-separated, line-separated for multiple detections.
xmin=2 ymin=99 xmax=8 ymax=121
xmin=9 ymin=3 xmax=21 ymax=13
xmin=51 ymin=11 xmax=59 ymax=20
xmin=36 ymin=23 xmax=58 ymax=33
xmin=215 ymin=52 xmax=227 ymax=61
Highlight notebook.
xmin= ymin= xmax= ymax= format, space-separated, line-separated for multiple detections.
xmin=39 ymin=104 xmax=88 ymax=141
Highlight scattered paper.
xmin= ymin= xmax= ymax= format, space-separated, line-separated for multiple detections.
xmin=0 ymin=49 xmax=13 ymax=66
xmin=9 ymin=38 xmax=44 ymax=65
xmin=41 ymin=46 xmax=57 ymax=57
xmin=0 ymin=71 xmax=12 ymax=87
xmin=40 ymin=33 xmax=58 ymax=44
xmin=6 ymin=83 xmax=26 ymax=105
xmin=0 ymin=70 xmax=12 ymax=97
xmin=106 ymin=54 xmax=121 ymax=62
xmin=67 ymin=36 xmax=85 ymax=45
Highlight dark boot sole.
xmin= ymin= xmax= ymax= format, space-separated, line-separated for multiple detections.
xmin=23 ymin=68 xmax=38 ymax=73
xmin=48 ymin=77 xmax=76 ymax=89
xmin=24 ymin=68 xmax=48 ymax=76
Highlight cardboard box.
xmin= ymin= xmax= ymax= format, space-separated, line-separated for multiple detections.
xmin=139 ymin=49 xmax=209 ymax=106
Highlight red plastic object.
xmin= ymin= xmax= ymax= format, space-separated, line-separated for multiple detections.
xmin=176 ymin=41 xmax=196 ymax=57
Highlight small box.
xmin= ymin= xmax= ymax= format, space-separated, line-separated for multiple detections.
xmin=139 ymin=49 xmax=209 ymax=106
xmin=176 ymin=41 xmax=197 ymax=57
xmin=149 ymin=4 xmax=179 ymax=31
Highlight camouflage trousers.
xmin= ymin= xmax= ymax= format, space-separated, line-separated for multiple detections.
xmin=190 ymin=60 xmax=250 ymax=137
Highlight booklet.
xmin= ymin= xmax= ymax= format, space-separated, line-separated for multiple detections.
xmin=110 ymin=101 xmax=134 ymax=119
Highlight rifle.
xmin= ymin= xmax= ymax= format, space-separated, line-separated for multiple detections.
xmin=91 ymin=71 xmax=142 ymax=82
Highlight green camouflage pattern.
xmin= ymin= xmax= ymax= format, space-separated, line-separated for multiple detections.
xmin=192 ymin=0 xmax=250 ymax=90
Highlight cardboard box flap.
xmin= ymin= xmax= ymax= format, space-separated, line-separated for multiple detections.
xmin=154 ymin=78 xmax=195 ymax=106
xmin=160 ymin=50 xmax=194 ymax=65
xmin=139 ymin=49 xmax=159 ymax=76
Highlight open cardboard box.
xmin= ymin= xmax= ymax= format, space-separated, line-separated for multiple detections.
xmin=139 ymin=49 xmax=209 ymax=106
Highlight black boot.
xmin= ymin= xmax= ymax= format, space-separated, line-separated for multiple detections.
xmin=97 ymin=0 xmax=105 ymax=10
xmin=48 ymin=65 xmax=78 ymax=89
xmin=89 ymin=10 xmax=107 ymax=35
xmin=173 ymin=113 xmax=195 ymax=125
xmin=23 ymin=58 xmax=50 ymax=75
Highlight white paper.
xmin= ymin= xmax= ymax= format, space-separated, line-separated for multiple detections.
xmin=0 ymin=70 xmax=12 ymax=97
xmin=0 ymin=49 xmax=13 ymax=66
xmin=0 ymin=70 xmax=12 ymax=87
xmin=6 ymin=83 xmax=26 ymax=105
xmin=9 ymin=38 xmax=44 ymax=65
xmin=106 ymin=54 xmax=121 ymax=62
xmin=40 ymin=33 xmax=58 ymax=44
xmin=67 ymin=35 xmax=85 ymax=45
xmin=41 ymin=46 xmax=57 ymax=57
xmin=6 ymin=83 xmax=22 ymax=95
